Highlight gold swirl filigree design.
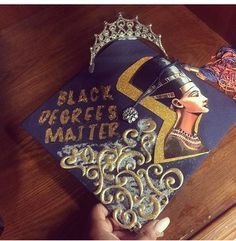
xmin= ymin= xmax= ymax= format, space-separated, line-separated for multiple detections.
xmin=60 ymin=118 xmax=184 ymax=230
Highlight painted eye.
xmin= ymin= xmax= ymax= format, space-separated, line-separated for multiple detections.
xmin=189 ymin=91 xmax=199 ymax=97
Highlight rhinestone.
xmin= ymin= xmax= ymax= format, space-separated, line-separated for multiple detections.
xmin=89 ymin=14 xmax=168 ymax=73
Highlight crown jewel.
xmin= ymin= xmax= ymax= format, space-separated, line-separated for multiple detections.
xmin=89 ymin=13 xmax=169 ymax=73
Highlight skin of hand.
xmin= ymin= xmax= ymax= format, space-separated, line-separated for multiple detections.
xmin=89 ymin=203 xmax=170 ymax=240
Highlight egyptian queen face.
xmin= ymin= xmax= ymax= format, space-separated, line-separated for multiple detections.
xmin=129 ymin=56 xmax=210 ymax=160
xmin=172 ymin=82 xmax=209 ymax=114
xmin=149 ymin=58 xmax=209 ymax=159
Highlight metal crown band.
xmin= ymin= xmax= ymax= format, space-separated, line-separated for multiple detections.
xmin=89 ymin=13 xmax=169 ymax=73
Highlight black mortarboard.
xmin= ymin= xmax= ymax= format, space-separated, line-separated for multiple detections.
xmin=23 ymin=14 xmax=236 ymax=230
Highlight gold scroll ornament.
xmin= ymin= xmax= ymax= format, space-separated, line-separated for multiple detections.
xmin=60 ymin=119 xmax=184 ymax=230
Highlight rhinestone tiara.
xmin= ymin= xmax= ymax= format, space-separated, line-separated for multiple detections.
xmin=89 ymin=12 xmax=169 ymax=73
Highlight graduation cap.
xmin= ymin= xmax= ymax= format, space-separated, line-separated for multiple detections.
xmin=23 ymin=13 xmax=236 ymax=230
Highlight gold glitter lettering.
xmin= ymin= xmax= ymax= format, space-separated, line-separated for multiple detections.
xmin=96 ymin=105 xmax=105 ymax=121
xmin=99 ymin=123 xmax=107 ymax=140
xmin=65 ymin=128 xmax=76 ymax=142
xmin=72 ymin=108 xmax=82 ymax=123
xmin=108 ymin=122 xmax=119 ymax=138
xmin=38 ymin=110 xmax=51 ymax=124
xmin=108 ymin=105 xmax=117 ymax=121
xmin=78 ymin=89 xmax=88 ymax=103
xmin=57 ymin=91 xmax=67 ymax=106
xmin=84 ymin=107 xmax=94 ymax=121
xmin=67 ymin=91 xmax=75 ymax=105
xmin=60 ymin=109 xmax=70 ymax=125
xmin=77 ymin=125 xmax=85 ymax=141
xmin=101 ymin=85 xmax=113 ymax=100
xmin=89 ymin=124 xmax=97 ymax=140
xmin=49 ymin=109 xmax=59 ymax=125
xmin=90 ymin=87 xmax=99 ymax=102
xmin=45 ymin=127 xmax=63 ymax=143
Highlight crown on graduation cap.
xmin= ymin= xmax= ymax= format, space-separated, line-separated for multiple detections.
xmin=89 ymin=12 xmax=169 ymax=73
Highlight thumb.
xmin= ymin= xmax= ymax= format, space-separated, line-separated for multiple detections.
xmin=135 ymin=217 xmax=170 ymax=240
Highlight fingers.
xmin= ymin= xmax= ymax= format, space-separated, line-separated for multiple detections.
xmin=90 ymin=203 xmax=113 ymax=232
xmin=90 ymin=203 xmax=109 ymax=222
xmin=89 ymin=204 xmax=115 ymax=239
xmin=154 ymin=217 xmax=170 ymax=233
xmin=135 ymin=217 xmax=170 ymax=240
xmin=90 ymin=204 xmax=170 ymax=240
xmin=109 ymin=216 xmax=127 ymax=231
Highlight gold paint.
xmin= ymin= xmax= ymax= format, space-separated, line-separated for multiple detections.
xmin=60 ymin=120 xmax=184 ymax=230
xmin=90 ymin=87 xmax=99 ymax=102
xmin=113 ymin=208 xmax=137 ymax=229
xmin=165 ymin=151 xmax=209 ymax=163
xmin=101 ymin=148 xmax=118 ymax=182
xmin=88 ymin=124 xmax=97 ymax=140
xmin=194 ymin=114 xmax=202 ymax=133
xmin=116 ymin=151 xmax=145 ymax=172
xmin=101 ymin=85 xmax=114 ymax=100
xmin=141 ymin=133 xmax=156 ymax=163
xmin=137 ymin=165 xmax=165 ymax=197
xmin=96 ymin=105 xmax=105 ymax=121
xmin=159 ymin=168 xmax=184 ymax=191
xmin=138 ymin=195 xmax=161 ymax=220
xmin=78 ymin=89 xmax=88 ymax=103
xmin=65 ymin=128 xmax=77 ymax=142
xmin=48 ymin=109 xmax=59 ymax=125
xmin=142 ymin=119 xmax=157 ymax=133
xmin=77 ymin=125 xmax=84 ymax=140
xmin=108 ymin=105 xmax=117 ymax=121
xmin=84 ymin=107 xmax=94 ymax=121
xmin=99 ymin=123 xmax=107 ymax=140
xmin=60 ymin=148 xmax=86 ymax=175
xmin=67 ymin=90 xmax=76 ymax=105
xmin=81 ymin=145 xmax=95 ymax=163
xmin=108 ymin=122 xmax=119 ymax=138
xmin=38 ymin=110 xmax=51 ymax=125
xmin=101 ymin=185 xmax=133 ymax=208
xmin=60 ymin=109 xmax=70 ymax=125
xmin=71 ymin=107 xmax=82 ymax=123
xmin=45 ymin=127 xmax=63 ymax=143
xmin=123 ymin=129 xmax=139 ymax=148
xmin=116 ymin=56 xmax=206 ymax=163
xmin=116 ymin=170 xmax=144 ymax=196
xmin=57 ymin=91 xmax=67 ymax=106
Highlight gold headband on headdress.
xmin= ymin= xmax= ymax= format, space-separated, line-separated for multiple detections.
xmin=153 ymin=92 xmax=176 ymax=100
